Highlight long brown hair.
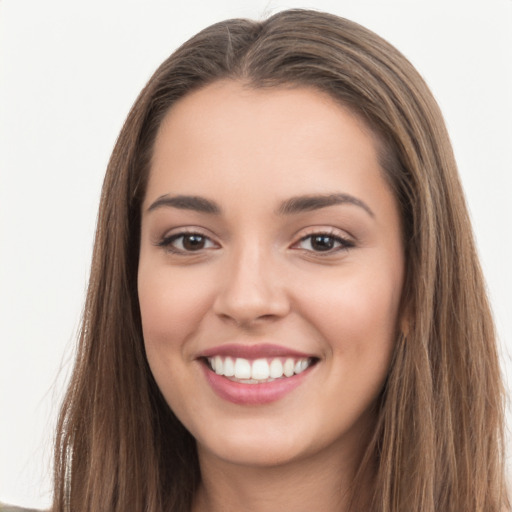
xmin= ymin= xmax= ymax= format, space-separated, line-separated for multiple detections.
xmin=52 ymin=9 xmax=509 ymax=511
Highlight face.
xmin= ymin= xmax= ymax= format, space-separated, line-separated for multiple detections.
xmin=138 ymin=81 xmax=404 ymax=470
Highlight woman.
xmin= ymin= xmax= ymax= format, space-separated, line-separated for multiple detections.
xmin=52 ymin=9 xmax=509 ymax=512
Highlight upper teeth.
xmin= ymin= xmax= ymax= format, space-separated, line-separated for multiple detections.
xmin=207 ymin=356 xmax=312 ymax=381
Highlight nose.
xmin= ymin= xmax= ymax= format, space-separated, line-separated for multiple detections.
xmin=212 ymin=244 xmax=291 ymax=327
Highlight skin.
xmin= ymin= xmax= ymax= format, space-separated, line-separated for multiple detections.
xmin=138 ymin=81 xmax=405 ymax=512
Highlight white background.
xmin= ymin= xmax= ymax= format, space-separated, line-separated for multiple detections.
xmin=1 ymin=0 xmax=511 ymax=508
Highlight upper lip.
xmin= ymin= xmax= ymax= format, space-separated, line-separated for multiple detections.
xmin=199 ymin=343 xmax=315 ymax=360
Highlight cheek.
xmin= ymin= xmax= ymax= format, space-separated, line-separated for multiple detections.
xmin=300 ymin=265 xmax=402 ymax=358
xmin=137 ymin=265 xmax=212 ymax=357
xmin=137 ymin=266 xmax=212 ymax=418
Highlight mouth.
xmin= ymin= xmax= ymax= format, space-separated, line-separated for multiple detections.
xmin=204 ymin=355 xmax=317 ymax=384
xmin=198 ymin=344 xmax=319 ymax=405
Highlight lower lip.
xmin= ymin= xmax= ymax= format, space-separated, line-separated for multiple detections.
xmin=201 ymin=363 xmax=313 ymax=405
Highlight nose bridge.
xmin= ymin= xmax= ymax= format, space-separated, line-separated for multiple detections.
xmin=213 ymin=237 xmax=289 ymax=324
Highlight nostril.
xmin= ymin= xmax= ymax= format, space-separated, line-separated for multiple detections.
xmin=214 ymin=306 xmax=289 ymax=328
xmin=212 ymin=265 xmax=291 ymax=324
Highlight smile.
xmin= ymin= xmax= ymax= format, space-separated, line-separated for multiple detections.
xmin=199 ymin=345 xmax=319 ymax=405
xmin=207 ymin=356 xmax=314 ymax=383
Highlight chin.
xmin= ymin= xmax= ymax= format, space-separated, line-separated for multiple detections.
xmin=199 ymin=434 xmax=309 ymax=469
xmin=192 ymin=409 xmax=352 ymax=470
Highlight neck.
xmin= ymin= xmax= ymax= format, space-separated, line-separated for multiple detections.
xmin=192 ymin=439 xmax=372 ymax=512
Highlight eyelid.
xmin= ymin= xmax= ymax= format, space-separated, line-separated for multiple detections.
xmin=153 ymin=225 xmax=354 ymax=256
xmin=290 ymin=227 xmax=355 ymax=254
xmin=155 ymin=226 xmax=220 ymax=254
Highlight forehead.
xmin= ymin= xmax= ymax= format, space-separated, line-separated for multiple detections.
xmin=154 ymin=81 xmax=378 ymax=155
xmin=145 ymin=81 xmax=394 ymax=219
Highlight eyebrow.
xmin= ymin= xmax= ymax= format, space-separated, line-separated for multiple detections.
xmin=276 ymin=193 xmax=374 ymax=217
xmin=147 ymin=194 xmax=221 ymax=214
xmin=146 ymin=192 xmax=374 ymax=218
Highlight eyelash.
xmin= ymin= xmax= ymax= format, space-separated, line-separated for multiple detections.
xmin=157 ymin=230 xmax=217 ymax=254
xmin=293 ymin=231 xmax=355 ymax=254
xmin=157 ymin=229 xmax=354 ymax=255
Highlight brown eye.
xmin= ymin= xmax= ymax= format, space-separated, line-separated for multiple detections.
xmin=295 ymin=233 xmax=354 ymax=253
xmin=182 ymin=234 xmax=207 ymax=251
xmin=310 ymin=235 xmax=337 ymax=251
xmin=158 ymin=232 xmax=218 ymax=253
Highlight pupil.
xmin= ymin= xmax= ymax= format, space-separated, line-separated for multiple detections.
xmin=311 ymin=235 xmax=334 ymax=251
xmin=312 ymin=235 xmax=334 ymax=251
xmin=183 ymin=235 xmax=205 ymax=250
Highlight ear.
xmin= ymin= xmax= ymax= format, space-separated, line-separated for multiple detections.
xmin=400 ymin=318 xmax=410 ymax=338
xmin=398 ymin=306 xmax=412 ymax=338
